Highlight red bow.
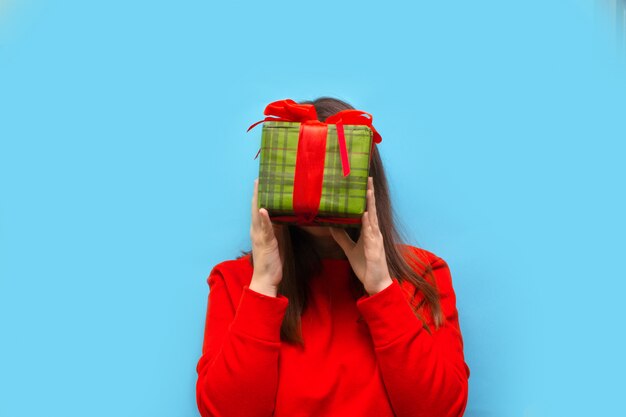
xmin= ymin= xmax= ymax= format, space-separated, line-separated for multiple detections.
xmin=247 ymin=99 xmax=382 ymax=176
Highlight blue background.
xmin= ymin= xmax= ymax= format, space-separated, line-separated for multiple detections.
xmin=1 ymin=1 xmax=625 ymax=416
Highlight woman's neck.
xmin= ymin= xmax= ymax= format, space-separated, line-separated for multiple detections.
xmin=298 ymin=226 xmax=347 ymax=259
xmin=314 ymin=236 xmax=346 ymax=259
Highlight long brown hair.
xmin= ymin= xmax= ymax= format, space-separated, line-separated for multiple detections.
xmin=240 ymin=96 xmax=444 ymax=346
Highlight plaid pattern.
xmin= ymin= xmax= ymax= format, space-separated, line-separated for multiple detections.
xmin=257 ymin=121 xmax=373 ymax=227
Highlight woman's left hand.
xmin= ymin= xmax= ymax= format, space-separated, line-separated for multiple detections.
xmin=329 ymin=176 xmax=394 ymax=296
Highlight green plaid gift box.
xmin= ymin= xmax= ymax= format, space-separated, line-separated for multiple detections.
xmin=257 ymin=121 xmax=374 ymax=228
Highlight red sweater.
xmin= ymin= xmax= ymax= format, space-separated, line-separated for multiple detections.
xmin=195 ymin=245 xmax=470 ymax=417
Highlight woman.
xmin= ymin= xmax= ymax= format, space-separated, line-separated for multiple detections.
xmin=195 ymin=97 xmax=471 ymax=417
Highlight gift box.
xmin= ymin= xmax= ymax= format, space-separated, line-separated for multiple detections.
xmin=247 ymin=99 xmax=382 ymax=227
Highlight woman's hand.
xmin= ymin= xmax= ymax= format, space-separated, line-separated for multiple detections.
xmin=249 ymin=178 xmax=284 ymax=297
xmin=329 ymin=176 xmax=393 ymax=296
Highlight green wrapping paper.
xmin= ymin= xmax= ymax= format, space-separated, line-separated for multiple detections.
xmin=257 ymin=121 xmax=374 ymax=228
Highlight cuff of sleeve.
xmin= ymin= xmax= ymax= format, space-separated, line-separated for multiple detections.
xmin=229 ymin=285 xmax=289 ymax=343
xmin=356 ymin=279 xmax=423 ymax=347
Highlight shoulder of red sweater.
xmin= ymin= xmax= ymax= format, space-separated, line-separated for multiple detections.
xmin=397 ymin=243 xmax=444 ymax=267
xmin=396 ymin=244 xmax=454 ymax=294
xmin=207 ymin=253 xmax=253 ymax=288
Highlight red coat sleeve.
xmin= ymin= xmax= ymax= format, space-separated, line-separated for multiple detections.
xmin=195 ymin=265 xmax=290 ymax=417
xmin=355 ymin=255 xmax=470 ymax=417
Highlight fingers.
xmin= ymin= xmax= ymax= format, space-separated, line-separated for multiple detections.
xmin=252 ymin=178 xmax=261 ymax=231
xmin=366 ymin=176 xmax=379 ymax=233
xmin=252 ymin=178 xmax=273 ymax=238
xmin=259 ymin=207 xmax=270 ymax=241
xmin=252 ymin=178 xmax=280 ymax=247
xmin=362 ymin=211 xmax=372 ymax=237
xmin=329 ymin=227 xmax=355 ymax=252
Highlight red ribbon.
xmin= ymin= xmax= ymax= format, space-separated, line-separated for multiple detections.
xmin=247 ymin=98 xmax=382 ymax=225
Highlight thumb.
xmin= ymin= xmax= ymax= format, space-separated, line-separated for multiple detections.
xmin=329 ymin=227 xmax=355 ymax=253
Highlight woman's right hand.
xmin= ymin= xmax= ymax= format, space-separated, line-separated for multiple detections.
xmin=249 ymin=178 xmax=284 ymax=297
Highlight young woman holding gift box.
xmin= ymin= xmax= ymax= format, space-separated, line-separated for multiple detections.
xmin=195 ymin=97 xmax=471 ymax=417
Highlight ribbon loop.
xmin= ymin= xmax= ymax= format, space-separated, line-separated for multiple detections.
xmin=325 ymin=109 xmax=382 ymax=144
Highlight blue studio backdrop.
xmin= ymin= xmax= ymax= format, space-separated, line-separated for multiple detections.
xmin=1 ymin=1 xmax=625 ymax=416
